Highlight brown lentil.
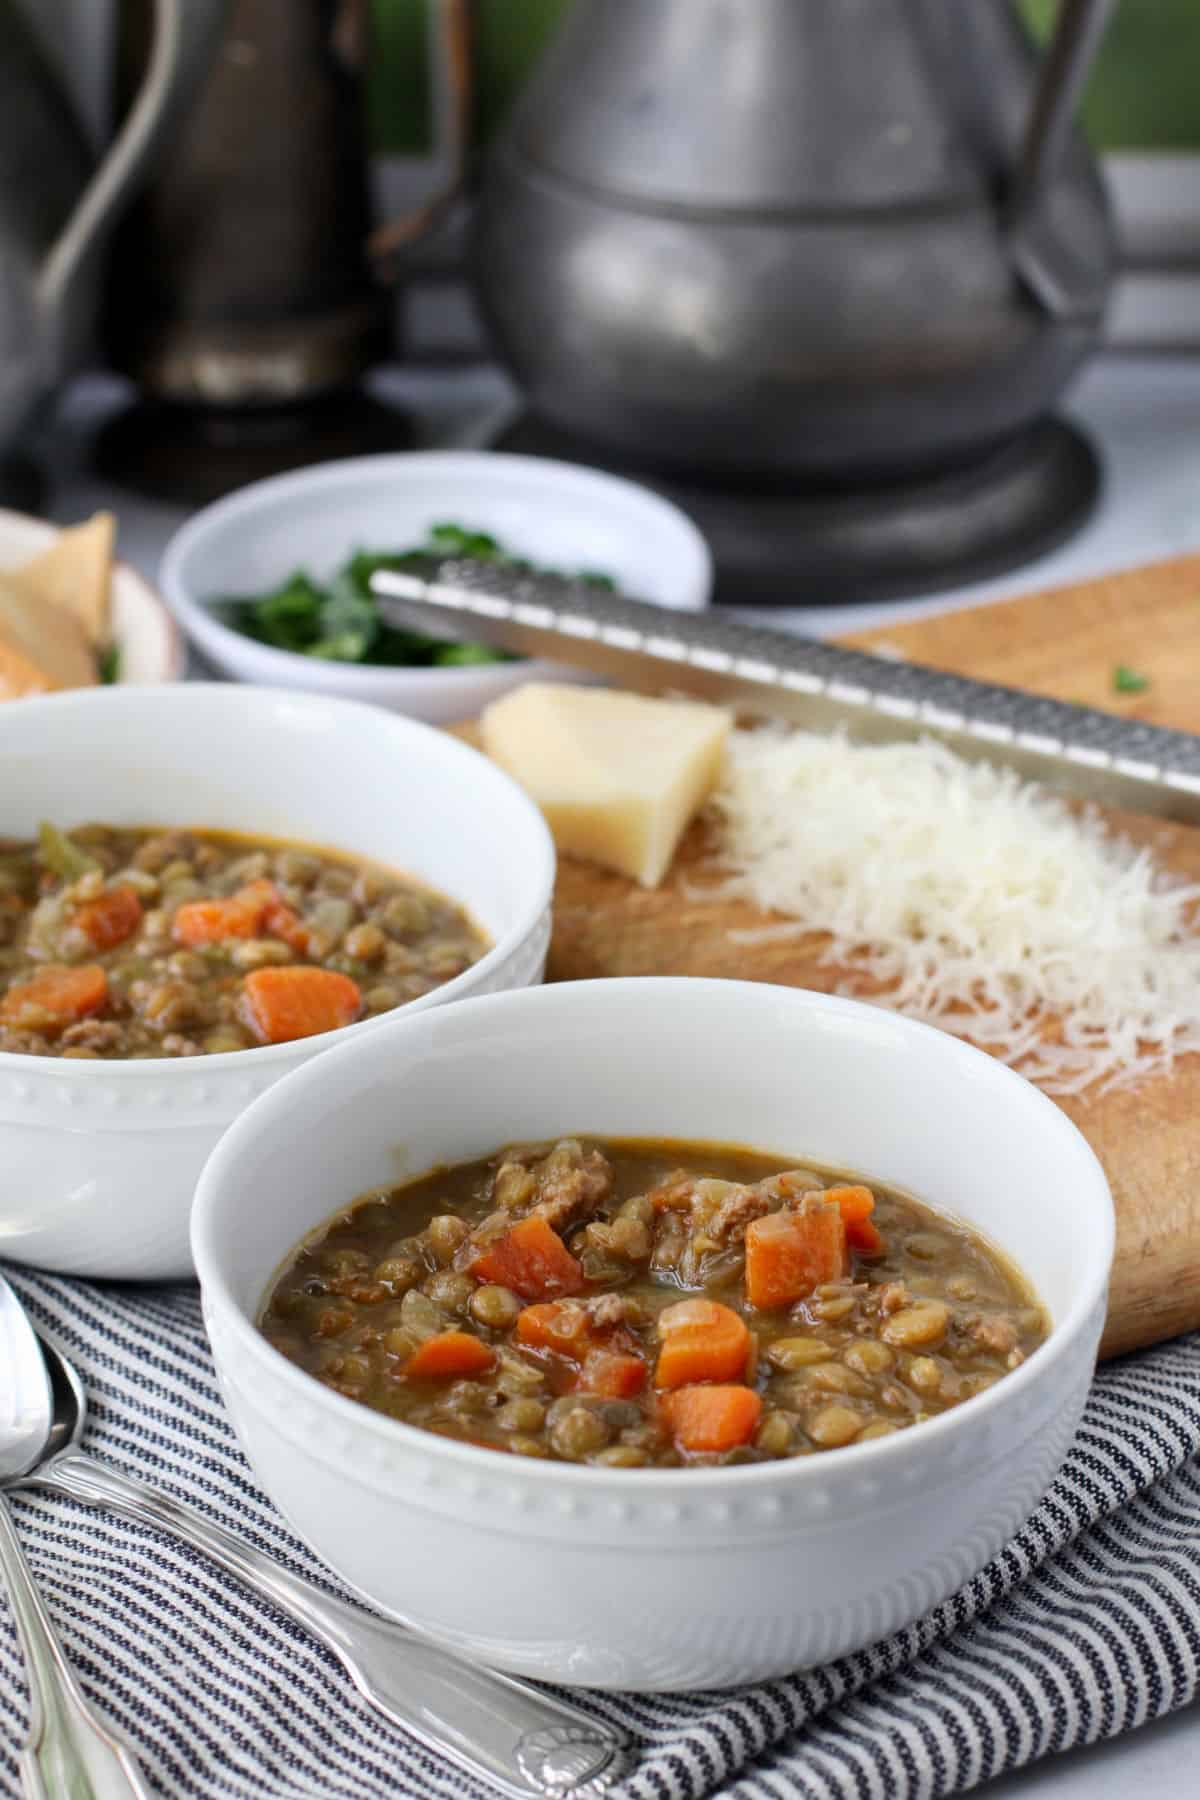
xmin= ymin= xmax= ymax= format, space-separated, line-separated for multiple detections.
xmin=423 ymin=1271 xmax=475 ymax=1314
xmin=766 ymin=1337 xmax=834 ymax=1371
xmin=495 ymin=1398 xmax=546 ymax=1433
xmin=754 ymin=1410 xmax=795 ymax=1456
xmin=426 ymin=1215 xmax=471 ymax=1265
xmin=469 ymin=1285 xmax=522 ymax=1330
xmin=549 ymin=1406 xmax=611 ymax=1461
xmin=807 ymin=1404 xmax=865 ymax=1449
xmin=882 ymin=1302 xmax=951 ymax=1349
xmin=343 ymin=923 xmax=387 ymax=962
xmin=907 ymin=1356 xmax=943 ymax=1394
xmin=844 ymin=1340 xmax=894 ymax=1375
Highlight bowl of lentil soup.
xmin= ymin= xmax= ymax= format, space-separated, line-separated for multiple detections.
xmin=0 ymin=684 xmax=554 ymax=1281
xmin=192 ymin=978 xmax=1113 ymax=1692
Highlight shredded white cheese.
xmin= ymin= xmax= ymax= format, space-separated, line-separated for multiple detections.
xmin=705 ymin=728 xmax=1200 ymax=1094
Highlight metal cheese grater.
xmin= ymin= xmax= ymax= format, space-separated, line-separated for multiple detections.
xmin=371 ymin=559 xmax=1200 ymax=827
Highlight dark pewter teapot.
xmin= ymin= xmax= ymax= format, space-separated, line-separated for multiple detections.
xmin=0 ymin=0 xmax=223 ymax=462
xmin=475 ymin=0 xmax=1116 ymax=483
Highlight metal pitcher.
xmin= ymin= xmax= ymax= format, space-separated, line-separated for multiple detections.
xmin=0 ymin=0 xmax=224 ymax=462
xmin=475 ymin=0 xmax=1116 ymax=482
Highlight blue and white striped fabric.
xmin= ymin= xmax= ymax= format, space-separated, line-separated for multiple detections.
xmin=2 ymin=1268 xmax=1198 ymax=1800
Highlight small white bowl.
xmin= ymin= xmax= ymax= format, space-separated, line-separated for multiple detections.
xmin=192 ymin=978 xmax=1114 ymax=1692
xmin=0 ymin=684 xmax=554 ymax=1282
xmin=159 ymin=451 xmax=712 ymax=722
xmin=0 ymin=509 xmax=184 ymax=687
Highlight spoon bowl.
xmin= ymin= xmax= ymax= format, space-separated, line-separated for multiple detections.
xmin=0 ymin=1271 xmax=152 ymax=1795
xmin=30 ymin=1327 xmax=87 ymax=1463
xmin=0 ymin=1270 xmax=52 ymax=1480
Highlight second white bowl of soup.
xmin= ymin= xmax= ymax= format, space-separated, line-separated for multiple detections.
xmin=192 ymin=978 xmax=1113 ymax=1690
xmin=0 ymin=684 xmax=554 ymax=1280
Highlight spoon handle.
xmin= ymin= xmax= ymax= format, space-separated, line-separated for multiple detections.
xmin=0 ymin=1496 xmax=152 ymax=1800
xmin=37 ymin=1452 xmax=626 ymax=1799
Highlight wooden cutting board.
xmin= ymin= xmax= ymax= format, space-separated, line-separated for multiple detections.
xmin=841 ymin=550 xmax=1200 ymax=735
xmin=458 ymin=553 xmax=1200 ymax=1361
xmin=547 ymin=812 xmax=1200 ymax=1363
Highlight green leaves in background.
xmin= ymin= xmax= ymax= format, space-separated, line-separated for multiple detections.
xmin=368 ymin=0 xmax=566 ymax=153
xmin=472 ymin=0 xmax=567 ymax=144
xmin=371 ymin=1 xmax=1200 ymax=156
xmin=367 ymin=0 xmax=434 ymax=153
xmin=1020 ymin=0 xmax=1200 ymax=149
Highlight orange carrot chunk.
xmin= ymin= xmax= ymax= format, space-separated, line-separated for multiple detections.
xmin=468 ymin=1214 xmax=584 ymax=1301
xmin=75 ymin=884 xmax=142 ymax=951
xmin=262 ymin=897 xmax=310 ymax=955
xmin=172 ymin=878 xmax=286 ymax=947
xmin=846 ymin=1217 xmax=884 ymax=1255
xmin=744 ymin=1205 xmax=847 ymax=1310
xmin=0 ymin=963 xmax=108 ymax=1030
xmin=824 ymin=1184 xmax=875 ymax=1222
xmin=514 ymin=1300 xmax=591 ymax=1352
xmin=404 ymin=1330 xmax=496 ymax=1380
xmin=823 ymin=1185 xmax=884 ymax=1256
xmin=241 ymin=965 xmax=361 ymax=1045
xmin=171 ymin=899 xmax=240 ymax=947
xmin=580 ymin=1348 xmax=647 ymax=1399
xmin=655 ymin=1297 xmax=752 ymax=1390
xmin=663 ymin=1384 xmax=762 ymax=1454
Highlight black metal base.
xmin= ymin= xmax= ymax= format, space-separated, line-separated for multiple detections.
xmin=0 ymin=454 xmax=46 ymax=516
xmin=495 ymin=415 xmax=1102 ymax=607
xmin=91 ymin=387 xmax=416 ymax=509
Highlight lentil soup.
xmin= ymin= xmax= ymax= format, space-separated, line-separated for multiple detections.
xmin=261 ymin=1137 xmax=1049 ymax=1467
xmin=0 ymin=822 xmax=489 ymax=1058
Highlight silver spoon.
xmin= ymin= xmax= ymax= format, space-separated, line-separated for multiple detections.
xmin=0 ymin=1272 xmax=152 ymax=1798
xmin=14 ymin=1318 xmax=626 ymax=1800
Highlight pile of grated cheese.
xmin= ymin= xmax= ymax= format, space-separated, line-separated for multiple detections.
xmin=706 ymin=727 xmax=1200 ymax=1095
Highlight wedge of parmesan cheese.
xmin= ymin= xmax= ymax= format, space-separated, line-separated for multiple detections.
xmin=0 ymin=577 xmax=97 ymax=699
xmin=482 ymin=683 xmax=731 ymax=887
xmin=10 ymin=512 xmax=114 ymax=647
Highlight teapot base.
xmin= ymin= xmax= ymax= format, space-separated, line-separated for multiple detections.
xmin=0 ymin=454 xmax=44 ymax=517
xmin=90 ymin=387 xmax=415 ymax=511
xmin=495 ymin=414 xmax=1100 ymax=610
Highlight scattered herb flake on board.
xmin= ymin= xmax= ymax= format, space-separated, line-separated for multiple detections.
xmin=1112 ymin=664 xmax=1150 ymax=695
xmin=216 ymin=525 xmax=619 ymax=669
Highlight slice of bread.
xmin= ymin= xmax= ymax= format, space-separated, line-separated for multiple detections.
xmin=0 ymin=577 xmax=97 ymax=699
xmin=11 ymin=512 xmax=114 ymax=648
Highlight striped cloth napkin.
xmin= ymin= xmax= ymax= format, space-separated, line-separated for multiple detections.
xmin=1 ymin=1267 xmax=1198 ymax=1800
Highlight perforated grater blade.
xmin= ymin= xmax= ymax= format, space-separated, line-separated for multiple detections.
xmin=371 ymin=558 xmax=1200 ymax=826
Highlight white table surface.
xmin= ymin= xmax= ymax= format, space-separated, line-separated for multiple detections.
xmin=31 ymin=354 xmax=1200 ymax=1799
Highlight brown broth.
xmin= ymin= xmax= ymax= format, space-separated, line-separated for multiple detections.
xmin=260 ymin=1137 xmax=1048 ymax=1467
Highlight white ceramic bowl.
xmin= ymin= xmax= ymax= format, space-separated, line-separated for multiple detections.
xmin=192 ymin=978 xmax=1114 ymax=1692
xmin=0 ymin=684 xmax=554 ymax=1282
xmin=0 ymin=509 xmax=184 ymax=687
xmin=160 ymin=451 xmax=713 ymax=723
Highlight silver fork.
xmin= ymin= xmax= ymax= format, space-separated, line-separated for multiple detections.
xmin=0 ymin=1272 xmax=152 ymax=1799
xmin=12 ymin=1307 xmax=627 ymax=1799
